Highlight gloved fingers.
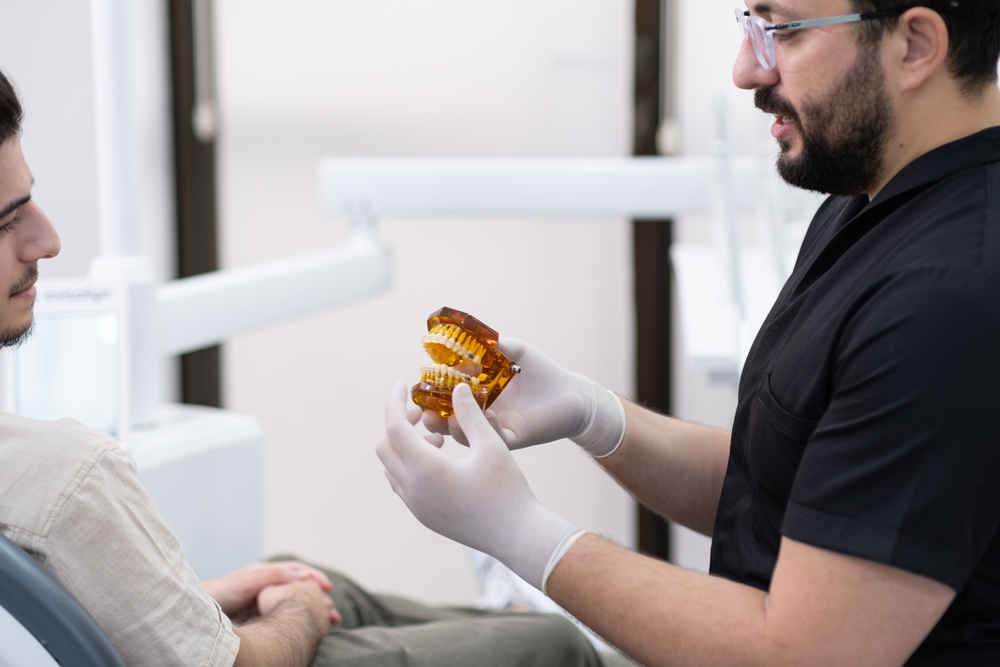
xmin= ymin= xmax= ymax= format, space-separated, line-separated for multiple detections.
xmin=384 ymin=381 xmax=434 ymax=464
xmin=405 ymin=401 xmax=423 ymax=426
xmin=424 ymin=432 xmax=446 ymax=448
xmin=421 ymin=411 xmax=450 ymax=435
xmin=452 ymin=383 xmax=506 ymax=451
xmin=497 ymin=337 xmax=529 ymax=363
xmin=447 ymin=417 xmax=470 ymax=447
xmin=485 ymin=409 xmax=519 ymax=449
xmin=406 ymin=398 xmax=445 ymax=447
xmin=374 ymin=427 xmax=406 ymax=485
xmin=383 ymin=468 xmax=402 ymax=495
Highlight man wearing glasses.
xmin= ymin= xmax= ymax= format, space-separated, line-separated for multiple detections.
xmin=381 ymin=2 xmax=1000 ymax=665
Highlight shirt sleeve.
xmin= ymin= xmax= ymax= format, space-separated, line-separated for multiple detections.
xmin=783 ymin=263 xmax=1000 ymax=590
xmin=42 ymin=433 xmax=241 ymax=667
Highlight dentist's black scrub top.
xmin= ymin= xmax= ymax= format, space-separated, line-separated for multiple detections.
xmin=710 ymin=126 xmax=1000 ymax=665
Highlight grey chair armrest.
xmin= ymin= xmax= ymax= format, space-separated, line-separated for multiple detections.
xmin=0 ymin=532 xmax=126 ymax=667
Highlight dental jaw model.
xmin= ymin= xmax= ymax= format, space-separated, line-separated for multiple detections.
xmin=411 ymin=307 xmax=520 ymax=417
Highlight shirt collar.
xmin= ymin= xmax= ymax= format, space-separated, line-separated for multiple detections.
xmin=872 ymin=125 xmax=1000 ymax=206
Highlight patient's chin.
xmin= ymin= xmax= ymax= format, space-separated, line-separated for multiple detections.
xmin=0 ymin=319 xmax=33 ymax=349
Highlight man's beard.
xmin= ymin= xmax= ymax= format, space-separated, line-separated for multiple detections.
xmin=0 ymin=265 xmax=38 ymax=349
xmin=755 ymin=42 xmax=893 ymax=196
xmin=0 ymin=319 xmax=34 ymax=349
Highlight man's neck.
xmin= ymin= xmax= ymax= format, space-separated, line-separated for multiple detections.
xmin=869 ymin=81 xmax=1000 ymax=199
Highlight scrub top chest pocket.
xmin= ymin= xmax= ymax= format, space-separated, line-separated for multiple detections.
xmin=745 ymin=372 xmax=820 ymax=554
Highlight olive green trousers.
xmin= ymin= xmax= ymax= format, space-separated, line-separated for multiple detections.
xmin=271 ymin=557 xmax=638 ymax=667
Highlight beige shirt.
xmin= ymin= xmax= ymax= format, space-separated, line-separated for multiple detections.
xmin=0 ymin=412 xmax=240 ymax=667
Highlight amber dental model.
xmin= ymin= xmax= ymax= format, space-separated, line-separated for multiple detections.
xmin=411 ymin=307 xmax=521 ymax=417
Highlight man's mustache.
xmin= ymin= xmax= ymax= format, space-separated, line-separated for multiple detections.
xmin=9 ymin=264 xmax=37 ymax=297
xmin=755 ymin=86 xmax=799 ymax=122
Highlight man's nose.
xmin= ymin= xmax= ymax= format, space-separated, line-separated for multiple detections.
xmin=17 ymin=202 xmax=61 ymax=262
xmin=733 ymin=36 xmax=779 ymax=90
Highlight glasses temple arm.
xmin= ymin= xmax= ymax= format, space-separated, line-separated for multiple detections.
xmin=768 ymin=7 xmax=908 ymax=32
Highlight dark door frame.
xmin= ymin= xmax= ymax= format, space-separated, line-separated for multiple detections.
xmin=168 ymin=0 xmax=222 ymax=408
xmin=634 ymin=0 xmax=677 ymax=562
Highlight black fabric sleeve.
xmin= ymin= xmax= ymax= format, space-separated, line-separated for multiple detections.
xmin=783 ymin=263 xmax=1000 ymax=589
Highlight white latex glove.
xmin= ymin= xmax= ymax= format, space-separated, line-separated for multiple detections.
xmin=422 ymin=338 xmax=626 ymax=458
xmin=377 ymin=381 xmax=585 ymax=592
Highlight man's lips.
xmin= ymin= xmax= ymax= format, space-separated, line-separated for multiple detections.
xmin=10 ymin=279 xmax=36 ymax=300
xmin=771 ymin=114 xmax=797 ymax=140
xmin=9 ymin=265 xmax=39 ymax=300
xmin=11 ymin=285 xmax=36 ymax=300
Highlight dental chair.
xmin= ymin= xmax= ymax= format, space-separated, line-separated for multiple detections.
xmin=0 ymin=532 xmax=126 ymax=667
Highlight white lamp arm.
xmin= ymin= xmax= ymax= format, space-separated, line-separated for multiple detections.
xmin=157 ymin=231 xmax=391 ymax=357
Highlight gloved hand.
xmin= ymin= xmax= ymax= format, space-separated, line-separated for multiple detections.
xmin=421 ymin=338 xmax=626 ymax=458
xmin=377 ymin=381 xmax=585 ymax=592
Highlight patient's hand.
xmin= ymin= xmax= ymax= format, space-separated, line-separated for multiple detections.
xmin=258 ymin=580 xmax=338 ymax=629
xmin=232 ymin=580 xmax=339 ymax=667
xmin=203 ymin=561 xmax=337 ymax=623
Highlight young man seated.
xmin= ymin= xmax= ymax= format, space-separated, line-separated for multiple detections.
xmin=0 ymin=70 xmax=628 ymax=667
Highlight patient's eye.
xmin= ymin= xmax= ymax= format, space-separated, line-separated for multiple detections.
xmin=0 ymin=211 xmax=23 ymax=234
xmin=411 ymin=307 xmax=520 ymax=418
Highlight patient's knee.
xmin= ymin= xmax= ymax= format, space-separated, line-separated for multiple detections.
xmin=523 ymin=613 xmax=600 ymax=664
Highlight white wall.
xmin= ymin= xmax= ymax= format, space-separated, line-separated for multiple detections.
xmin=214 ymin=0 xmax=636 ymax=604
xmin=0 ymin=0 xmax=100 ymax=279
xmin=0 ymin=0 xmax=176 ymax=285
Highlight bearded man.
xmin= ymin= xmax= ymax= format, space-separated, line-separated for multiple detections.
xmin=381 ymin=2 xmax=1000 ymax=666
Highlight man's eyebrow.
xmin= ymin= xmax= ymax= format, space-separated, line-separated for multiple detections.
xmin=0 ymin=194 xmax=32 ymax=222
xmin=751 ymin=2 xmax=788 ymax=16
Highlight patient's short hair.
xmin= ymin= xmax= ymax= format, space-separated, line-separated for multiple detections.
xmin=0 ymin=69 xmax=22 ymax=146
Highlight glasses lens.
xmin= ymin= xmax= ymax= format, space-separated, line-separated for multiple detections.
xmin=748 ymin=17 xmax=776 ymax=70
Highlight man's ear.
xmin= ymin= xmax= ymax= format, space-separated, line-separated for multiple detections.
xmin=887 ymin=7 xmax=950 ymax=93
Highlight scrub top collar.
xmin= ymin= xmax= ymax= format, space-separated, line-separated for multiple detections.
xmin=872 ymin=125 xmax=1000 ymax=208
xmin=789 ymin=125 xmax=1000 ymax=299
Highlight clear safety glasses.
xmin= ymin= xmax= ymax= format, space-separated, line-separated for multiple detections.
xmin=735 ymin=6 xmax=913 ymax=71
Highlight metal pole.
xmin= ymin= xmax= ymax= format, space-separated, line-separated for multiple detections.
xmin=190 ymin=0 xmax=217 ymax=143
xmin=90 ymin=0 xmax=141 ymax=259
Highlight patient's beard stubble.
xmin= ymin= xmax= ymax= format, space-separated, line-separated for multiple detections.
xmin=0 ymin=265 xmax=38 ymax=349
xmin=0 ymin=318 xmax=34 ymax=349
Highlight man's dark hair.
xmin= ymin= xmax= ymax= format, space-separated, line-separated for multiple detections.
xmin=851 ymin=1 xmax=1000 ymax=95
xmin=0 ymin=69 xmax=22 ymax=145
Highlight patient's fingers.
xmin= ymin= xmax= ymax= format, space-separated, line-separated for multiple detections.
xmin=302 ymin=565 xmax=332 ymax=591
xmin=284 ymin=563 xmax=333 ymax=592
